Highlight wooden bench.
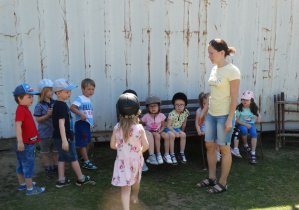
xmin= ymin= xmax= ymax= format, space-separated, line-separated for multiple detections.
xmin=140 ymin=99 xmax=207 ymax=169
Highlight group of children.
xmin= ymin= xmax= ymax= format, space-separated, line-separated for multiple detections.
xmin=14 ymin=78 xmax=96 ymax=195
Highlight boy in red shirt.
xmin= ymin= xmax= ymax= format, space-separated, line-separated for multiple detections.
xmin=13 ymin=84 xmax=45 ymax=195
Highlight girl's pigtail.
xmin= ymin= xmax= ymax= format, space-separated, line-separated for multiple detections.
xmin=250 ymin=99 xmax=259 ymax=117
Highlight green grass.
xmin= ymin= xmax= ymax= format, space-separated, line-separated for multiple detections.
xmin=0 ymin=135 xmax=299 ymax=210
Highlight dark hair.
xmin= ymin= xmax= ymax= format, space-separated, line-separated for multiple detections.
xmin=236 ymin=98 xmax=259 ymax=117
xmin=14 ymin=93 xmax=26 ymax=104
xmin=209 ymin=39 xmax=236 ymax=57
xmin=81 ymin=78 xmax=95 ymax=88
xmin=198 ymin=92 xmax=209 ymax=108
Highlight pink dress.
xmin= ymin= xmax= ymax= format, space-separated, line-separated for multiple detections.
xmin=111 ymin=123 xmax=144 ymax=186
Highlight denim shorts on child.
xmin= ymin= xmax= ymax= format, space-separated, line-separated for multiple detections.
xmin=15 ymin=143 xmax=35 ymax=178
xmin=40 ymin=138 xmax=58 ymax=154
xmin=237 ymin=123 xmax=257 ymax=138
xmin=164 ymin=128 xmax=182 ymax=133
xmin=75 ymin=120 xmax=91 ymax=147
xmin=53 ymin=138 xmax=78 ymax=162
xmin=204 ymin=113 xmax=235 ymax=145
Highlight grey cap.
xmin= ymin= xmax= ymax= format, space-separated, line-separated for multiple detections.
xmin=53 ymin=78 xmax=77 ymax=92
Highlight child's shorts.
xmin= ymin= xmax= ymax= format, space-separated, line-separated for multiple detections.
xmin=15 ymin=143 xmax=36 ymax=178
xmin=75 ymin=120 xmax=91 ymax=147
xmin=164 ymin=128 xmax=182 ymax=133
xmin=53 ymin=138 xmax=78 ymax=162
xmin=40 ymin=138 xmax=58 ymax=154
xmin=204 ymin=113 xmax=235 ymax=146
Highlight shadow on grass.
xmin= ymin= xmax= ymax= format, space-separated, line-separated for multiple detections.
xmin=0 ymin=135 xmax=299 ymax=210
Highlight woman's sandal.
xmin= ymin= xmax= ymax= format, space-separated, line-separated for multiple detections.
xmin=207 ymin=182 xmax=227 ymax=194
xmin=196 ymin=178 xmax=216 ymax=188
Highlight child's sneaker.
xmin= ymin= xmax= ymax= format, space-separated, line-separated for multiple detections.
xmin=83 ymin=161 xmax=97 ymax=170
xmin=18 ymin=182 xmax=36 ymax=191
xmin=52 ymin=167 xmax=58 ymax=174
xmin=56 ymin=178 xmax=71 ymax=188
xmin=146 ymin=154 xmax=158 ymax=165
xmin=156 ymin=154 xmax=164 ymax=164
xmin=76 ymin=175 xmax=91 ymax=186
xmin=250 ymin=154 xmax=257 ymax=164
xmin=142 ymin=162 xmax=149 ymax=172
xmin=163 ymin=154 xmax=172 ymax=164
xmin=231 ymin=148 xmax=242 ymax=158
xmin=26 ymin=186 xmax=45 ymax=196
xmin=170 ymin=154 xmax=178 ymax=165
xmin=242 ymin=145 xmax=252 ymax=156
xmin=178 ymin=153 xmax=187 ymax=164
xmin=45 ymin=167 xmax=54 ymax=178
xmin=217 ymin=151 xmax=221 ymax=162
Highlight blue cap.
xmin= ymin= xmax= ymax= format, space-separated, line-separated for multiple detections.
xmin=53 ymin=78 xmax=77 ymax=92
xmin=13 ymin=84 xmax=39 ymax=96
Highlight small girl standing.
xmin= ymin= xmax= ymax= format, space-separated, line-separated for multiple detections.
xmin=111 ymin=93 xmax=149 ymax=210
xmin=34 ymin=79 xmax=59 ymax=178
xmin=235 ymin=90 xmax=261 ymax=164
xmin=164 ymin=92 xmax=189 ymax=165
xmin=141 ymin=95 xmax=170 ymax=165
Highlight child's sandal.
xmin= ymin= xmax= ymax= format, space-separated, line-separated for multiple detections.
xmin=196 ymin=178 xmax=216 ymax=188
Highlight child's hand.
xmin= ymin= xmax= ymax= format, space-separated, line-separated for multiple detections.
xmin=81 ymin=114 xmax=87 ymax=121
xmin=198 ymin=131 xmax=204 ymax=136
xmin=245 ymin=124 xmax=252 ymax=129
xmin=47 ymin=108 xmax=53 ymax=116
xmin=175 ymin=131 xmax=180 ymax=138
xmin=62 ymin=141 xmax=69 ymax=152
xmin=256 ymin=116 xmax=262 ymax=123
xmin=17 ymin=142 xmax=25 ymax=151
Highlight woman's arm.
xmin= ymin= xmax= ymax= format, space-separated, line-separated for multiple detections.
xmin=225 ymin=79 xmax=240 ymax=134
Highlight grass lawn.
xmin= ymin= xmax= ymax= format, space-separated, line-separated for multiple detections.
xmin=0 ymin=133 xmax=299 ymax=210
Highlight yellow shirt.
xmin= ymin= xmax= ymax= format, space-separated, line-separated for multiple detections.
xmin=208 ymin=63 xmax=240 ymax=116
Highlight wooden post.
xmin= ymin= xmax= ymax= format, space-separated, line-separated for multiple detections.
xmin=277 ymin=94 xmax=281 ymax=148
xmin=281 ymin=92 xmax=285 ymax=146
xmin=274 ymin=94 xmax=278 ymax=150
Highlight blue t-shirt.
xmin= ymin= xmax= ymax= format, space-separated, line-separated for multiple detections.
xmin=72 ymin=95 xmax=93 ymax=126
xmin=235 ymin=108 xmax=256 ymax=124
xmin=34 ymin=99 xmax=55 ymax=138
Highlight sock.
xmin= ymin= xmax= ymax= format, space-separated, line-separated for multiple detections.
xmin=20 ymin=183 xmax=26 ymax=186
xmin=164 ymin=153 xmax=169 ymax=156
xmin=234 ymin=148 xmax=239 ymax=150
xmin=244 ymin=144 xmax=249 ymax=147
xmin=157 ymin=153 xmax=161 ymax=157
xmin=251 ymin=151 xmax=256 ymax=155
xmin=45 ymin=166 xmax=51 ymax=170
xmin=59 ymin=177 xmax=66 ymax=183
xmin=84 ymin=160 xmax=90 ymax=164
xmin=170 ymin=153 xmax=175 ymax=156
xmin=180 ymin=152 xmax=184 ymax=155
xmin=27 ymin=187 xmax=33 ymax=191
xmin=78 ymin=175 xmax=85 ymax=181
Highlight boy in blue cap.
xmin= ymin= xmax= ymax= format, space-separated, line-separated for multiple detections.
xmin=13 ymin=84 xmax=45 ymax=195
xmin=52 ymin=78 xmax=91 ymax=187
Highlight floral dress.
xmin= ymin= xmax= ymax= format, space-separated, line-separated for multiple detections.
xmin=111 ymin=123 xmax=144 ymax=186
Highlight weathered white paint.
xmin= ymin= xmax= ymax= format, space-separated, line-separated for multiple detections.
xmin=0 ymin=0 xmax=298 ymax=139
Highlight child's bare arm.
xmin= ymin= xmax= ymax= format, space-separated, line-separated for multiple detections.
xmin=195 ymin=113 xmax=203 ymax=135
xmin=167 ymin=119 xmax=179 ymax=137
xmin=181 ymin=118 xmax=187 ymax=131
xmin=236 ymin=116 xmax=251 ymax=129
xmin=15 ymin=121 xmax=24 ymax=151
xmin=158 ymin=121 xmax=166 ymax=134
xmin=110 ymin=128 xmax=117 ymax=150
xmin=256 ymin=113 xmax=262 ymax=123
xmin=59 ymin=118 xmax=69 ymax=152
xmin=140 ymin=128 xmax=149 ymax=152
xmin=70 ymin=104 xmax=86 ymax=121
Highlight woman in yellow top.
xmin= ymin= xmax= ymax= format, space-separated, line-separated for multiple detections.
xmin=196 ymin=39 xmax=240 ymax=193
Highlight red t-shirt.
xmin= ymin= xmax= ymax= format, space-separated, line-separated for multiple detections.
xmin=15 ymin=105 xmax=40 ymax=144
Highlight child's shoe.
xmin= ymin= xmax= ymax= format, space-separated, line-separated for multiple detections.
xmin=163 ymin=154 xmax=172 ymax=164
xmin=45 ymin=167 xmax=54 ymax=178
xmin=217 ymin=151 xmax=221 ymax=162
xmin=178 ymin=153 xmax=187 ymax=164
xmin=18 ymin=182 xmax=36 ymax=191
xmin=26 ymin=186 xmax=45 ymax=196
xmin=250 ymin=153 xmax=257 ymax=164
xmin=231 ymin=148 xmax=242 ymax=158
xmin=156 ymin=154 xmax=164 ymax=164
xmin=170 ymin=154 xmax=178 ymax=165
xmin=142 ymin=162 xmax=149 ymax=172
xmin=83 ymin=161 xmax=97 ymax=170
xmin=242 ymin=145 xmax=252 ymax=156
xmin=76 ymin=175 xmax=91 ymax=186
xmin=56 ymin=178 xmax=71 ymax=188
xmin=146 ymin=154 xmax=158 ymax=165
xmin=52 ymin=167 xmax=58 ymax=174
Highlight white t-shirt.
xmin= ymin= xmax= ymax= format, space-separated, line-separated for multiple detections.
xmin=72 ymin=95 xmax=93 ymax=126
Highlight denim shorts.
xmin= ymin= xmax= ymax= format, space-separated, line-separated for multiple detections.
xmin=15 ymin=143 xmax=35 ymax=178
xmin=164 ymin=128 xmax=182 ymax=133
xmin=204 ymin=113 xmax=235 ymax=145
xmin=75 ymin=121 xmax=91 ymax=147
xmin=53 ymin=138 xmax=78 ymax=162
xmin=40 ymin=138 xmax=58 ymax=154
xmin=237 ymin=123 xmax=257 ymax=138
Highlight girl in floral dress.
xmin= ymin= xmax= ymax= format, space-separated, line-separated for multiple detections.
xmin=111 ymin=93 xmax=149 ymax=210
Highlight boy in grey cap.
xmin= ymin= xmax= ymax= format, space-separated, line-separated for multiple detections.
xmin=52 ymin=78 xmax=91 ymax=187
